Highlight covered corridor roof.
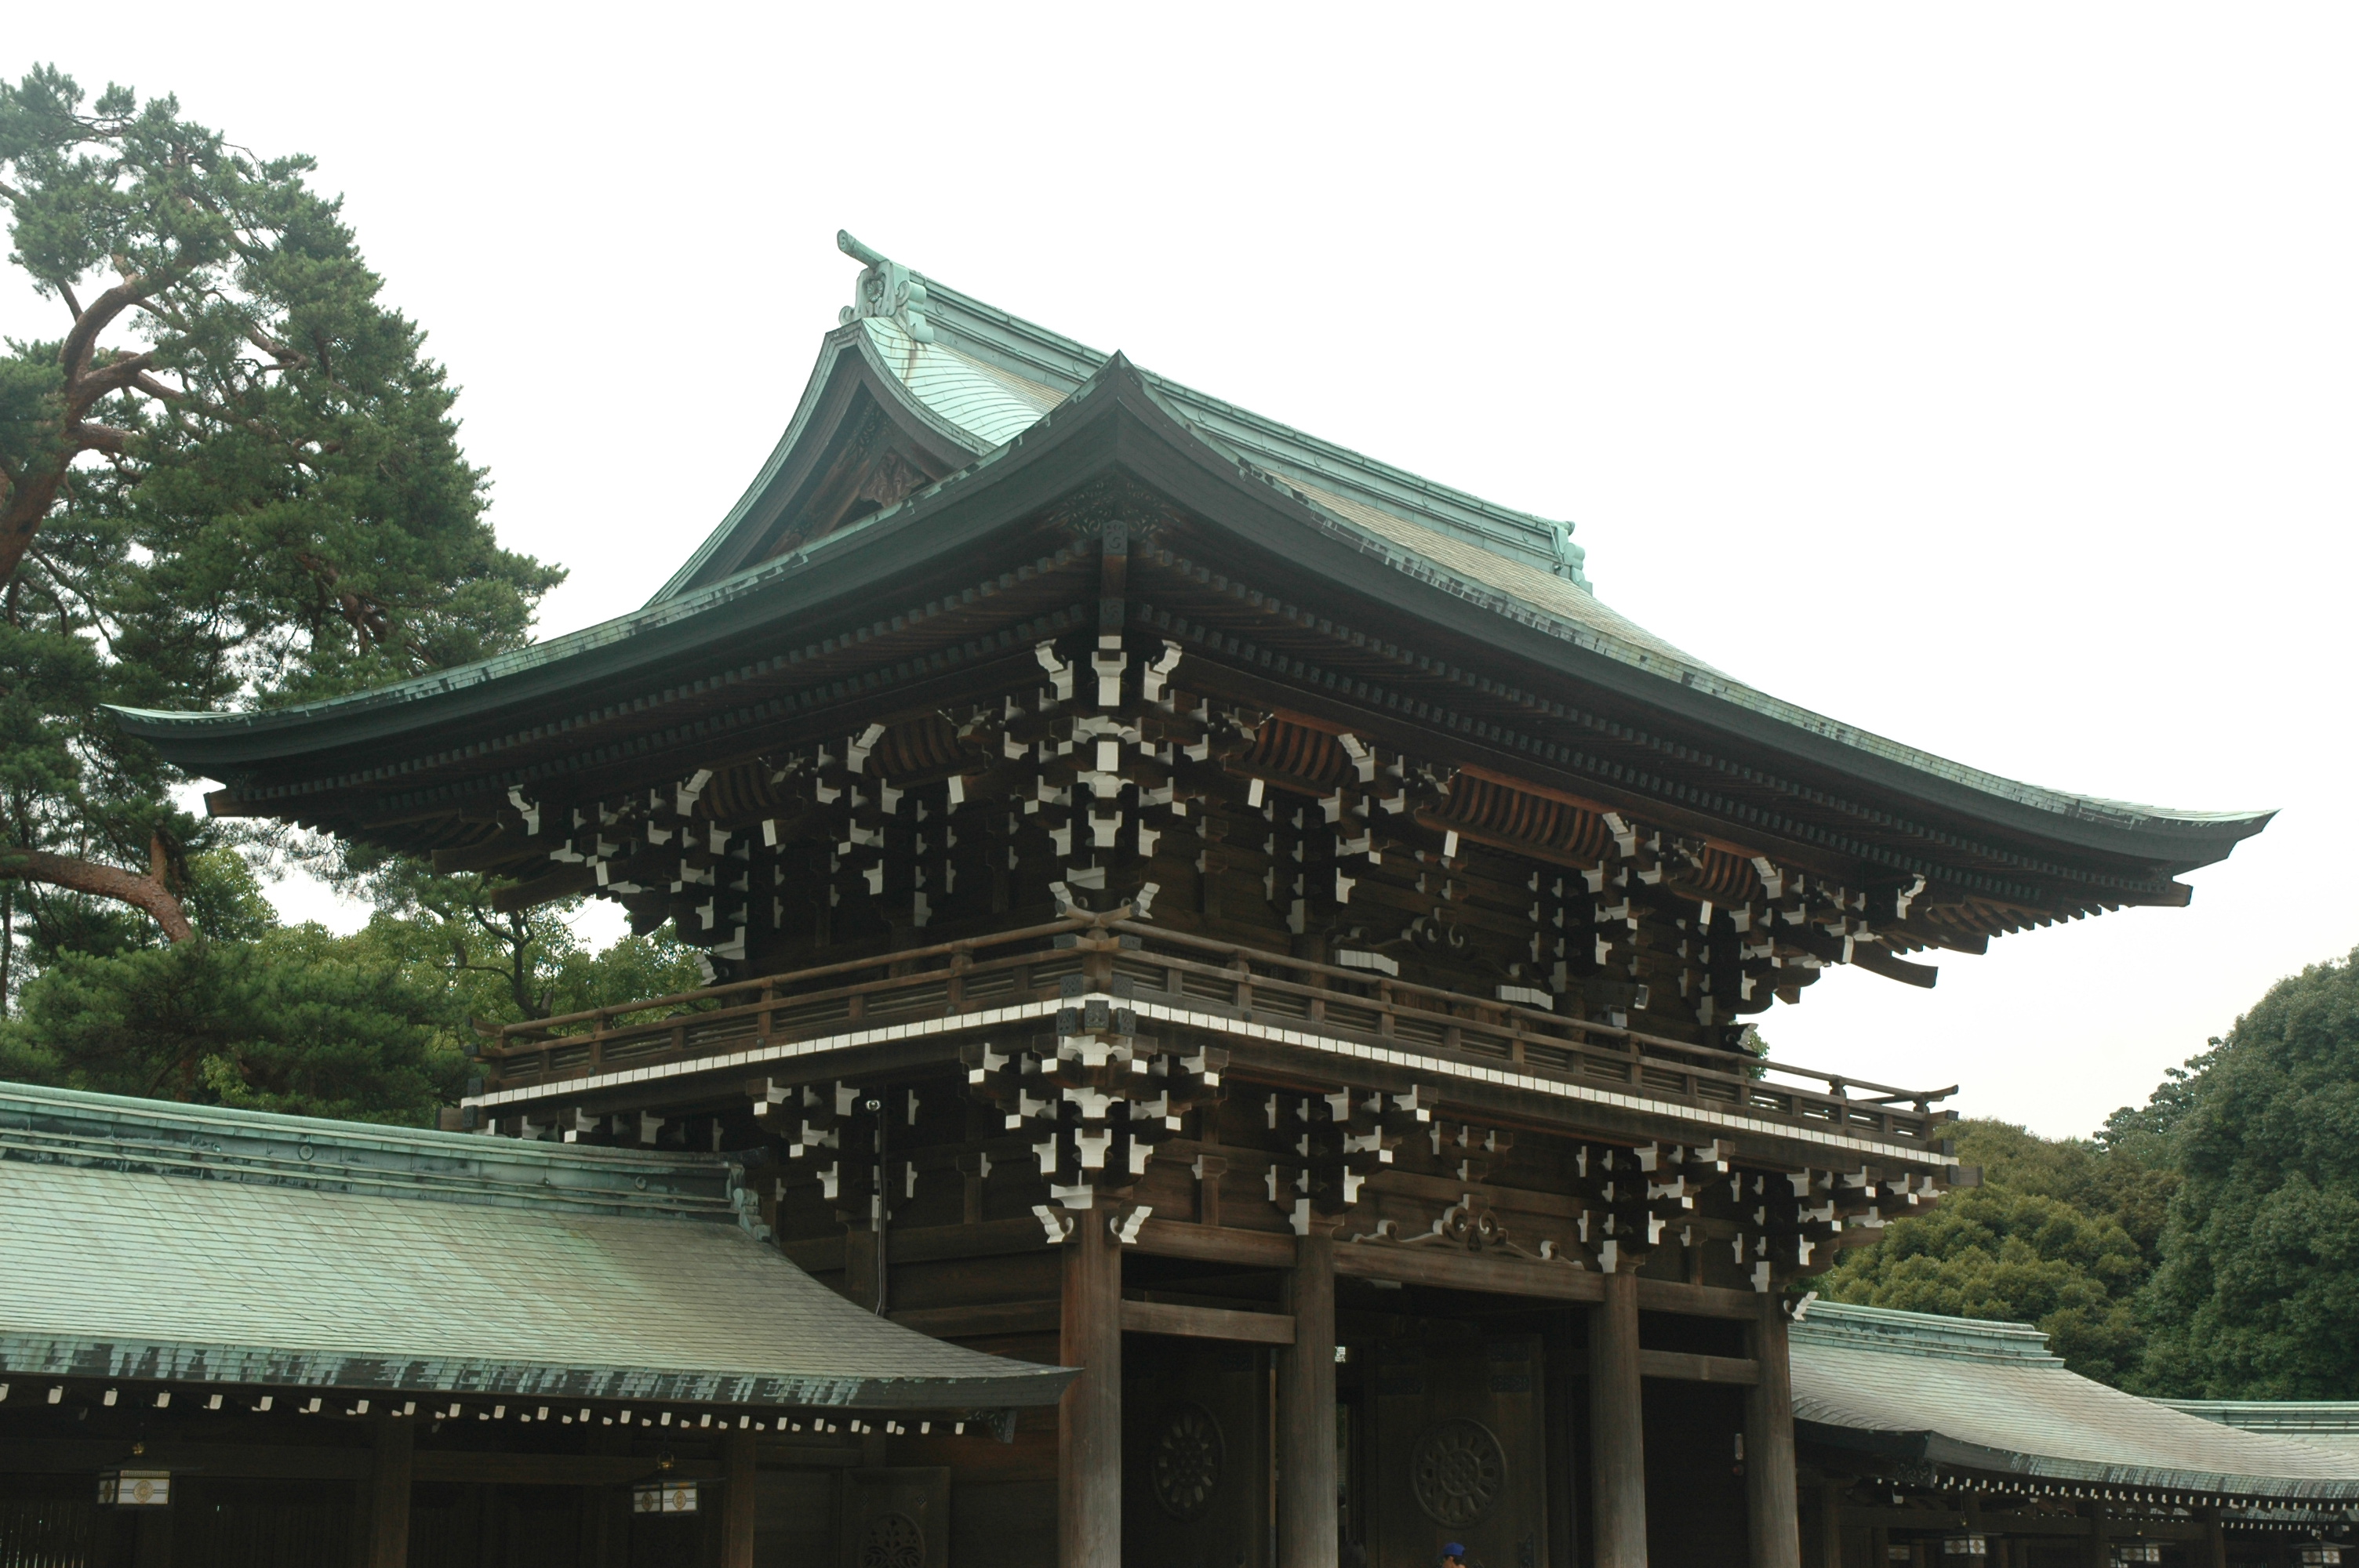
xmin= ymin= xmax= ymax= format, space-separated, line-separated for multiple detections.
xmin=1791 ymin=1301 xmax=2359 ymax=1503
xmin=0 ymin=1083 xmax=1073 ymax=1410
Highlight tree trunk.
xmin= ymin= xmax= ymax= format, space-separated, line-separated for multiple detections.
xmin=1 ymin=848 xmax=193 ymax=942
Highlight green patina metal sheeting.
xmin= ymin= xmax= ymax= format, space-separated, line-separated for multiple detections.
xmin=1791 ymin=1301 xmax=2359 ymax=1501
xmin=0 ymin=1083 xmax=1072 ymax=1410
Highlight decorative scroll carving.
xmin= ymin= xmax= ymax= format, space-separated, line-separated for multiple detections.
xmin=838 ymin=230 xmax=935 ymax=343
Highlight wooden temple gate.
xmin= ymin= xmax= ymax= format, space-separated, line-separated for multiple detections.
xmin=110 ymin=232 xmax=2276 ymax=1566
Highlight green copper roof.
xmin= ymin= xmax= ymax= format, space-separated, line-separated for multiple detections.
xmin=0 ymin=1083 xmax=1071 ymax=1410
xmin=654 ymin=230 xmax=1590 ymax=603
xmin=2165 ymin=1404 xmax=2359 ymax=1461
xmin=107 ymin=248 xmax=2272 ymax=884
xmin=1791 ymin=1301 xmax=2359 ymax=1501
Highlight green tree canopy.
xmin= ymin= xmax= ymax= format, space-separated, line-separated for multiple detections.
xmin=0 ymin=65 xmax=558 ymax=975
xmin=0 ymin=849 xmax=706 ymax=1125
xmin=1815 ymin=1118 xmax=2175 ymax=1387
xmin=2136 ymin=946 xmax=2359 ymax=1399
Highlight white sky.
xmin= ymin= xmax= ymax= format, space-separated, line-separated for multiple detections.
xmin=9 ymin=4 xmax=2354 ymax=1138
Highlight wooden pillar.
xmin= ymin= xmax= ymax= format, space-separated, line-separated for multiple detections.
xmin=718 ymin=1428 xmax=758 ymax=1568
xmin=1590 ymin=1269 xmax=1648 ymax=1568
xmin=844 ymin=1224 xmax=880 ymax=1312
xmin=2083 ymin=1501 xmax=2109 ymax=1568
xmin=1815 ymin=1483 xmax=1845 ymax=1568
xmin=1278 ymin=1229 xmax=1337 ymax=1568
xmin=364 ymin=1417 xmax=413 ymax=1568
xmin=1060 ymin=1206 xmax=1122 ymax=1568
xmin=2202 ymin=1506 xmax=2227 ymax=1568
xmin=1747 ymin=1294 xmax=1801 ymax=1568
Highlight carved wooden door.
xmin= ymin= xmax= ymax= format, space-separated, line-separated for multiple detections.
xmin=1368 ymin=1335 xmax=1550 ymax=1568
xmin=837 ymin=1467 xmax=948 ymax=1568
xmin=1122 ymin=1338 xmax=1270 ymax=1568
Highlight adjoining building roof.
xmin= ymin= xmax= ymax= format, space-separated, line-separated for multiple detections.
xmin=1791 ymin=1301 xmax=2359 ymax=1502
xmin=0 ymin=1083 xmax=1072 ymax=1410
xmin=2166 ymin=1404 xmax=2359 ymax=1461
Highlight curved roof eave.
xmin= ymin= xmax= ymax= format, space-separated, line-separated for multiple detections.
xmin=112 ymin=354 xmax=2270 ymax=869
xmin=1797 ymin=1419 xmax=2359 ymax=1504
xmin=1084 ymin=360 xmax=2274 ymax=866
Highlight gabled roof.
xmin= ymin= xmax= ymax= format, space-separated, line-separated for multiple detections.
xmin=1791 ymin=1301 xmax=2359 ymax=1501
xmin=107 ymin=236 xmax=2272 ymax=928
xmin=656 ymin=231 xmax=1590 ymax=601
xmin=0 ymin=1083 xmax=1072 ymax=1410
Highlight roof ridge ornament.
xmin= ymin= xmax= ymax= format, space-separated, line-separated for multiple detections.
xmin=838 ymin=230 xmax=935 ymax=343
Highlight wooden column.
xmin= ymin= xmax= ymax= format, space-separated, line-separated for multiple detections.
xmin=1815 ymin=1483 xmax=1845 ymax=1568
xmin=2082 ymin=1501 xmax=2109 ymax=1568
xmin=1590 ymin=1269 xmax=1648 ymax=1568
xmin=1278 ymin=1229 xmax=1336 ymax=1568
xmin=1060 ymin=1206 xmax=1123 ymax=1568
xmin=719 ymin=1428 xmax=758 ymax=1568
xmin=364 ymin=1416 xmax=414 ymax=1568
xmin=2202 ymin=1506 xmax=2227 ymax=1568
xmin=1746 ymin=1294 xmax=1801 ymax=1568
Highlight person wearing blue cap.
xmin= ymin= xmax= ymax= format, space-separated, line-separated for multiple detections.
xmin=1439 ymin=1545 xmax=1469 ymax=1568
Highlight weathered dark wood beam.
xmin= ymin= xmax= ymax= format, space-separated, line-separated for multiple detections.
xmin=1132 ymin=1218 xmax=1297 ymax=1269
xmin=1332 ymin=1241 xmax=1604 ymax=1301
xmin=892 ymin=1301 xmax=1062 ymax=1338
xmin=1120 ymin=1298 xmax=1295 ymax=1345
xmin=1637 ymin=1348 xmax=1761 ymax=1385
xmin=490 ymin=863 xmax=596 ymax=913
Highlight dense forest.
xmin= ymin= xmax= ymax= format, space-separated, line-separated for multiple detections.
xmin=1817 ymin=946 xmax=2359 ymax=1400
xmin=3 ymin=68 xmax=2354 ymax=1404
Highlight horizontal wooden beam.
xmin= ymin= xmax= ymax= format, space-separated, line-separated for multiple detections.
xmin=1132 ymin=1218 xmax=1298 ymax=1269
xmin=412 ymin=1452 xmax=720 ymax=1486
xmin=1636 ymin=1278 xmax=1767 ymax=1320
xmin=1831 ymin=1508 xmax=2205 ymax=1542
xmin=1126 ymin=1231 xmax=1790 ymax=1323
xmin=0 ymin=1439 xmax=369 ymax=1480
xmin=889 ymin=1300 xmax=1061 ymax=1338
xmin=780 ymin=1215 xmax=1050 ymax=1276
xmin=1121 ymin=1298 xmax=1296 ymax=1345
xmin=1637 ymin=1349 xmax=1758 ymax=1385
xmin=0 ymin=1439 xmax=725 ymax=1486
xmin=1332 ymin=1242 xmax=1603 ymax=1301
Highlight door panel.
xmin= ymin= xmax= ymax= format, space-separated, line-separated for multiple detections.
xmin=838 ymin=1467 xmax=949 ymax=1568
xmin=1123 ymin=1338 xmax=1269 ymax=1568
xmin=1369 ymin=1335 xmax=1549 ymax=1568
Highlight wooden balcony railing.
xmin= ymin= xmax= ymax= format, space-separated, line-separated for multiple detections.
xmin=472 ymin=913 xmax=1958 ymax=1152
